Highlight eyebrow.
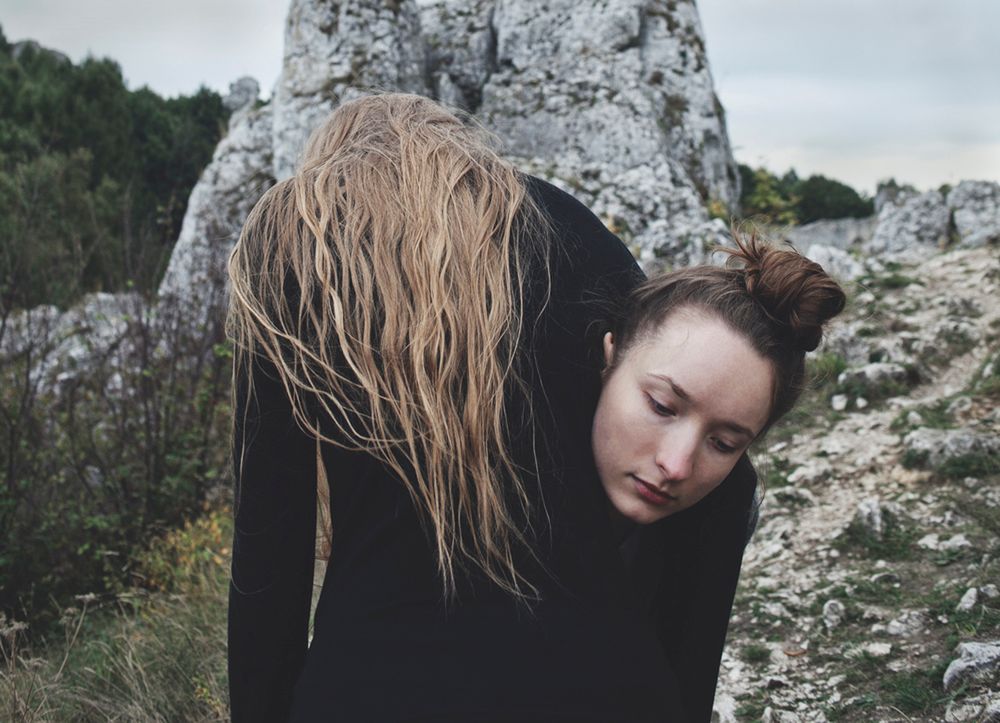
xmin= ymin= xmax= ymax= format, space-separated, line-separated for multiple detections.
xmin=649 ymin=373 xmax=756 ymax=439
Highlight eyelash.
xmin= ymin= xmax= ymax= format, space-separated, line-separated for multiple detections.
xmin=647 ymin=395 xmax=739 ymax=454
xmin=646 ymin=395 xmax=675 ymax=417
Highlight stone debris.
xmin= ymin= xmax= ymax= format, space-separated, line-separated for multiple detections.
xmin=943 ymin=641 xmax=1000 ymax=691
xmin=956 ymin=587 xmax=978 ymax=612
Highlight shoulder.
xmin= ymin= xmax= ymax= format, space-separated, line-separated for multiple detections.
xmin=522 ymin=174 xmax=643 ymax=286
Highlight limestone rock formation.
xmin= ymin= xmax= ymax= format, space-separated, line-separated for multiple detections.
xmin=867 ymin=189 xmax=950 ymax=260
xmin=157 ymin=83 xmax=275 ymax=330
xmin=948 ymin=180 xmax=1000 ymax=248
xmin=271 ymin=0 xmax=428 ymax=180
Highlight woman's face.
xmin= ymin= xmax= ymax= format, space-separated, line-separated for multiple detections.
xmin=592 ymin=307 xmax=773 ymax=525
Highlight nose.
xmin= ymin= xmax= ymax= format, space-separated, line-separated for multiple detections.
xmin=654 ymin=429 xmax=696 ymax=482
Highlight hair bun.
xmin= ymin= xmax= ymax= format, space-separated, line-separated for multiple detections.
xmin=725 ymin=231 xmax=846 ymax=352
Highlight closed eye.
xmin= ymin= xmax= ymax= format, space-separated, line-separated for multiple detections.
xmin=646 ymin=394 xmax=675 ymax=417
xmin=711 ymin=438 xmax=739 ymax=454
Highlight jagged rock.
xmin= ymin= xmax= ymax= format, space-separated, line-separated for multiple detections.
xmin=786 ymin=458 xmax=832 ymax=486
xmin=852 ymin=498 xmax=906 ymax=539
xmin=476 ymin=0 xmax=739 ymax=209
xmin=947 ymin=180 xmax=1000 ymax=248
xmin=943 ymin=641 xmax=1000 ymax=691
xmin=783 ymin=216 xmax=876 ymax=253
xmin=874 ymin=181 xmax=917 ymax=214
xmin=941 ymin=534 xmax=971 ymax=551
xmin=867 ymin=190 xmax=949 ymax=260
xmin=157 ymin=102 xmax=275 ymax=329
xmin=846 ymin=642 xmax=892 ymax=658
xmin=902 ymin=427 xmax=1000 ymax=470
xmin=421 ymin=0 xmax=495 ymax=110
xmin=884 ymin=609 xmax=926 ymax=637
xmin=801 ymin=242 xmax=866 ymax=281
xmin=822 ymin=599 xmax=846 ymax=630
xmin=945 ymin=692 xmax=1000 ymax=723
xmin=271 ymin=0 xmax=429 ymax=180
xmin=223 ymin=76 xmax=260 ymax=112
xmin=1 ymin=293 xmax=143 ymax=392
xmin=957 ymin=587 xmax=978 ymax=612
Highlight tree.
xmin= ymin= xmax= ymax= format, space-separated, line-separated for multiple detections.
xmin=795 ymin=174 xmax=873 ymax=224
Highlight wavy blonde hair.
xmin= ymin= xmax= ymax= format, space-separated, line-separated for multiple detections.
xmin=226 ymin=93 xmax=551 ymax=603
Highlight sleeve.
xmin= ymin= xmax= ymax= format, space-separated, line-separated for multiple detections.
xmin=646 ymin=454 xmax=758 ymax=723
xmin=227 ymin=349 xmax=318 ymax=723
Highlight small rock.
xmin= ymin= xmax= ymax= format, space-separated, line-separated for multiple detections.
xmin=853 ymin=498 xmax=905 ymax=539
xmin=945 ymin=691 xmax=1000 ymax=722
xmin=940 ymin=534 xmax=972 ymax=551
xmin=856 ymin=396 xmax=869 ymax=409
xmin=943 ymin=640 xmax=1000 ymax=691
xmin=906 ymin=410 xmax=924 ymax=425
xmin=886 ymin=609 xmax=926 ymax=637
xmin=903 ymin=427 xmax=1000 ymax=470
xmin=823 ymin=599 xmax=846 ymax=630
xmin=980 ymin=584 xmax=999 ymax=599
xmin=869 ymin=571 xmax=901 ymax=585
xmin=957 ymin=587 xmax=978 ymax=612
xmin=865 ymin=642 xmax=892 ymax=658
xmin=831 ymin=394 xmax=848 ymax=411
xmin=918 ymin=533 xmax=941 ymax=550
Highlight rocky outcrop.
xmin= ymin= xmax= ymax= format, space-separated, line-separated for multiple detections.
xmin=419 ymin=0 xmax=740 ymax=264
xmin=867 ymin=189 xmax=950 ymax=260
xmin=948 ymin=180 xmax=1000 ymax=248
xmin=157 ymin=79 xmax=275 ymax=328
xmin=271 ymin=0 xmax=428 ymax=180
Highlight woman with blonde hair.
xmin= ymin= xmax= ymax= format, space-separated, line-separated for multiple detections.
xmin=226 ymin=92 xmax=845 ymax=722
xmin=227 ymin=92 xmax=684 ymax=721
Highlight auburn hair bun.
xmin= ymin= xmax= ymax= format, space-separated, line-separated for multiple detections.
xmin=722 ymin=231 xmax=846 ymax=352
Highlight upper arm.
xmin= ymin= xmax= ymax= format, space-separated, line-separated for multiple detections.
xmin=228 ymin=350 xmax=318 ymax=722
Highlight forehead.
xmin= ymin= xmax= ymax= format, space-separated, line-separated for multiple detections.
xmin=628 ymin=309 xmax=774 ymax=428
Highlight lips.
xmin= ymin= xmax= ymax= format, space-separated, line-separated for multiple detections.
xmin=631 ymin=474 xmax=677 ymax=506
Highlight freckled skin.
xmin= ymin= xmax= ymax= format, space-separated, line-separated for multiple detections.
xmin=592 ymin=307 xmax=774 ymax=526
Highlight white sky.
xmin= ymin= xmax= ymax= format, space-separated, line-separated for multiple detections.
xmin=3 ymin=0 xmax=998 ymax=195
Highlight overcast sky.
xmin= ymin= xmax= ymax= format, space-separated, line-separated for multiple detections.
xmin=4 ymin=0 xmax=998 ymax=194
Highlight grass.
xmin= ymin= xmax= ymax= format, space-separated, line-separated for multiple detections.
xmin=890 ymin=398 xmax=956 ymax=432
xmin=0 ymin=505 xmax=232 ymax=722
xmin=739 ymin=643 xmax=772 ymax=665
xmin=834 ymin=514 xmax=919 ymax=562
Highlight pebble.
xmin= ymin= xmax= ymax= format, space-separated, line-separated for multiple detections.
xmin=956 ymin=587 xmax=978 ymax=612
xmin=831 ymin=394 xmax=848 ymax=411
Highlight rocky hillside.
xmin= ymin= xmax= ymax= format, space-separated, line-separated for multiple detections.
xmin=715 ymin=227 xmax=1000 ymax=720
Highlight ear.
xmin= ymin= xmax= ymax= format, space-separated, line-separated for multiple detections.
xmin=602 ymin=331 xmax=615 ymax=371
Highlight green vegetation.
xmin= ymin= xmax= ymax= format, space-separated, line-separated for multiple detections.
xmin=835 ymin=513 xmax=918 ymax=561
xmin=739 ymin=643 xmax=772 ymax=665
xmin=0 ymin=506 xmax=232 ymax=721
xmin=737 ymin=164 xmax=874 ymax=225
xmin=0 ymin=26 xmax=230 ymax=311
xmin=0 ymin=318 xmax=234 ymax=631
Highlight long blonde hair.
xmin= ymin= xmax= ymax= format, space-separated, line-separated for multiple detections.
xmin=226 ymin=93 xmax=551 ymax=603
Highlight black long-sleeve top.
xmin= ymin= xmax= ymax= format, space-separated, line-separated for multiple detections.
xmin=227 ymin=177 xmax=756 ymax=722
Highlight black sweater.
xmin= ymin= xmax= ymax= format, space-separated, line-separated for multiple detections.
xmin=227 ymin=177 xmax=756 ymax=722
